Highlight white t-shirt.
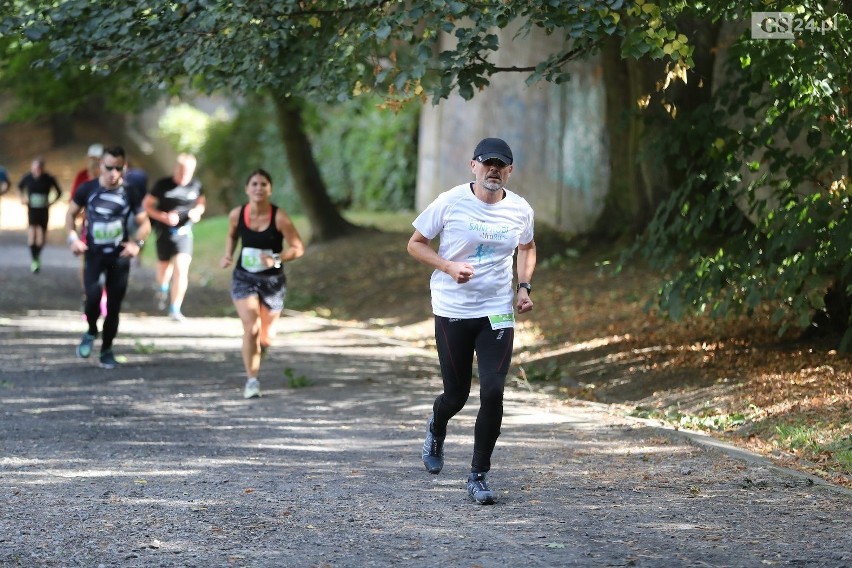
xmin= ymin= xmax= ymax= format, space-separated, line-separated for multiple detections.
xmin=412 ymin=183 xmax=535 ymax=319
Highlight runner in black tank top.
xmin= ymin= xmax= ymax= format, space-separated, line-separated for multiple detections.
xmin=219 ymin=169 xmax=305 ymax=399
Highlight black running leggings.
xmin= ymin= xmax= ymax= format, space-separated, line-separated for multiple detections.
xmin=83 ymin=253 xmax=131 ymax=351
xmin=432 ymin=315 xmax=514 ymax=473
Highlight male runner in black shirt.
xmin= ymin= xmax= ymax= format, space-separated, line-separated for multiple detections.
xmin=66 ymin=145 xmax=151 ymax=368
xmin=144 ymin=153 xmax=205 ymax=321
xmin=18 ymin=158 xmax=61 ymax=273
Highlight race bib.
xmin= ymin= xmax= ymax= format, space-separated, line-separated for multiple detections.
xmin=29 ymin=193 xmax=47 ymax=208
xmin=90 ymin=220 xmax=124 ymax=245
xmin=488 ymin=313 xmax=515 ymax=330
xmin=241 ymin=247 xmax=273 ymax=273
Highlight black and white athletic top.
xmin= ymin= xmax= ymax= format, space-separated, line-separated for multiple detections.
xmin=73 ymin=180 xmax=143 ymax=256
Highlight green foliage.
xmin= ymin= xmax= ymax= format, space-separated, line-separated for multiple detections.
xmin=4 ymin=0 xmax=692 ymax=106
xmin=632 ymin=405 xmax=751 ymax=431
xmin=158 ymin=103 xmax=219 ymax=155
xmin=200 ymin=94 xmax=417 ymax=213
xmin=519 ymin=362 xmax=563 ymax=383
xmin=133 ymin=340 xmax=159 ymax=355
xmin=774 ymin=423 xmax=851 ymax=474
xmin=312 ymin=98 xmax=418 ymax=211
xmin=358 ymin=0 xmax=693 ymax=105
xmin=833 ymin=439 xmax=852 ymax=472
xmin=283 ymin=367 xmax=311 ymax=389
xmin=0 ymin=35 xmax=148 ymax=120
xmin=629 ymin=2 xmax=852 ymax=349
xmin=775 ymin=423 xmax=822 ymax=452
xmin=199 ymin=95 xmax=297 ymax=212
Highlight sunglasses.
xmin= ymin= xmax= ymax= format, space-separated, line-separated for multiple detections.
xmin=102 ymin=165 xmax=124 ymax=172
xmin=480 ymin=159 xmax=508 ymax=168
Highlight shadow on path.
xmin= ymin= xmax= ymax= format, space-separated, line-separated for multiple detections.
xmin=1 ymin=240 xmax=850 ymax=567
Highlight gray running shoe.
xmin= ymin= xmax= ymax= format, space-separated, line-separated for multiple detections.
xmin=169 ymin=309 xmax=187 ymax=322
xmin=243 ymin=378 xmax=261 ymax=399
xmin=156 ymin=290 xmax=168 ymax=311
xmin=76 ymin=332 xmax=96 ymax=358
xmin=467 ymin=472 xmax=496 ymax=505
xmin=422 ymin=416 xmax=445 ymax=474
xmin=99 ymin=350 xmax=120 ymax=369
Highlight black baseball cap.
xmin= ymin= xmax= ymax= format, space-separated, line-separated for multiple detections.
xmin=473 ymin=138 xmax=513 ymax=165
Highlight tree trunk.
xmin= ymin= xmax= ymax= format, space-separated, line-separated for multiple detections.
xmin=271 ymin=94 xmax=361 ymax=243
xmin=595 ymin=21 xmax=721 ymax=239
xmin=804 ymin=277 xmax=852 ymax=352
xmin=595 ymin=39 xmax=656 ymax=238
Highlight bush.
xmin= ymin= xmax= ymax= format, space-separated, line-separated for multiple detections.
xmin=200 ymin=94 xmax=418 ymax=214
xmin=631 ymin=9 xmax=852 ymax=351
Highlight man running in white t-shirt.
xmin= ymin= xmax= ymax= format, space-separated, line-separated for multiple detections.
xmin=408 ymin=137 xmax=536 ymax=505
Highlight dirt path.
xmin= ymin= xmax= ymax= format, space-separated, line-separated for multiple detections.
xmin=1 ymin=236 xmax=851 ymax=567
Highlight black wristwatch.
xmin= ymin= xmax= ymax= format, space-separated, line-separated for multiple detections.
xmin=135 ymin=239 xmax=145 ymax=248
xmin=517 ymin=282 xmax=532 ymax=294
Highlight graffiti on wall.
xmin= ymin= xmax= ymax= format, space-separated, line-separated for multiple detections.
xmin=417 ymin=27 xmax=609 ymax=235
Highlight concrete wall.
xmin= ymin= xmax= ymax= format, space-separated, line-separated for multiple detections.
xmin=417 ymin=24 xmax=610 ymax=234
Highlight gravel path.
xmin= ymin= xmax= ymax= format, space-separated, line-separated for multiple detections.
xmin=1 ymin=233 xmax=850 ymax=567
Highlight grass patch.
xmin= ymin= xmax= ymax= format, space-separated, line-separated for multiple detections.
xmin=631 ymin=405 xmax=752 ymax=432
xmin=134 ymin=339 xmax=159 ymax=354
xmin=769 ymin=422 xmax=852 ymax=474
xmin=284 ymin=367 xmax=312 ymax=388
xmin=518 ymin=361 xmax=562 ymax=383
xmin=775 ymin=423 xmax=822 ymax=451
xmin=832 ymin=443 xmax=852 ymax=472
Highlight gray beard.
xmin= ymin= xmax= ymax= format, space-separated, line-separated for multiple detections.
xmin=482 ymin=179 xmax=503 ymax=192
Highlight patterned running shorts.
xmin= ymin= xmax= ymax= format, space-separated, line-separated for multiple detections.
xmin=230 ymin=269 xmax=287 ymax=312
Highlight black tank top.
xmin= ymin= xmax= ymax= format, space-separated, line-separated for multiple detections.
xmin=236 ymin=204 xmax=285 ymax=276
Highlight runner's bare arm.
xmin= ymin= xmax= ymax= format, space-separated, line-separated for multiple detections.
xmin=65 ymin=201 xmax=87 ymax=255
xmin=516 ymin=240 xmax=536 ymax=313
xmin=275 ymin=208 xmax=305 ymax=263
xmin=220 ymin=207 xmax=241 ymax=268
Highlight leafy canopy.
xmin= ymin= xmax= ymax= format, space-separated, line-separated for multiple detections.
xmin=2 ymin=0 xmax=691 ymax=104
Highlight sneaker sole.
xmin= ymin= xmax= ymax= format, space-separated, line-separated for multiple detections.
xmin=99 ymin=357 xmax=125 ymax=369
